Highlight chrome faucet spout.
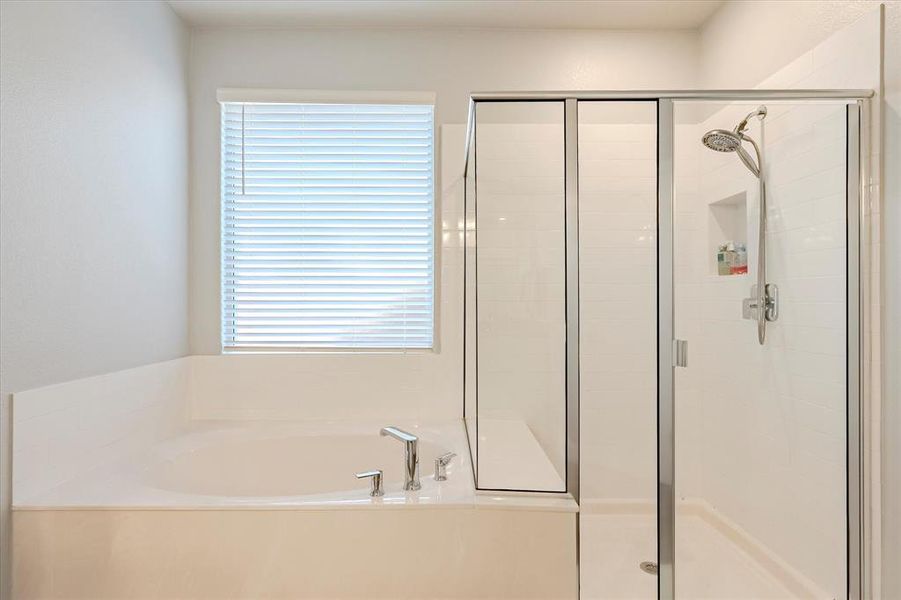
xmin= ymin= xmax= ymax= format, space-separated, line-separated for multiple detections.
xmin=380 ymin=426 xmax=417 ymax=443
xmin=380 ymin=426 xmax=420 ymax=491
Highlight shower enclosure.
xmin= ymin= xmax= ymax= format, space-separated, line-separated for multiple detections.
xmin=462 ymin=90 xmax=872 ymax=599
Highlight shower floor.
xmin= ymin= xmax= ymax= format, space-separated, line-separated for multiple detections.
xmin=579 ymin=506 xmax=824 ymax=599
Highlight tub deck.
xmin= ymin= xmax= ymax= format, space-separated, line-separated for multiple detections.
xmin=14 ymin=419 xmax=576 ymax=513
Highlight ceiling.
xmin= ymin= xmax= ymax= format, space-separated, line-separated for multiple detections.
xmin=167 ymin=1 xmax=725 ymax=30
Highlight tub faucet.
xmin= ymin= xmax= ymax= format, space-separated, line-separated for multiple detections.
xmin=380 ymin=426 xmax=420 ymax=491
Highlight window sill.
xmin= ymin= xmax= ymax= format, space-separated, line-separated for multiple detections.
xmin=221 ymin=347 xmax=437 ymax=356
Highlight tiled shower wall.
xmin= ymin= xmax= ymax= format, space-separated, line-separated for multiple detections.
xmin=578 ymin=104 xmax=657 ymax=505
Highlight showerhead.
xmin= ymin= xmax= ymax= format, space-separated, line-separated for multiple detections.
xmin=701 ymin=106 xmax=767 ymax=178
xmin=702 ymin=129 xmax=743 ymax=153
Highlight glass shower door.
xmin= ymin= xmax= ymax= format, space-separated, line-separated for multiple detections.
xmin=577 ymin=101 xmax=658 ymax=599
xmin=670 ymin=99 xmax=856 ymax=599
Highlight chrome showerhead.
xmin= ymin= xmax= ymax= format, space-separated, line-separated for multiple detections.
xmin=701 ymin=106 xmax=767 ymax=178
xmin=702 ymin=129 xmax=743 ymax=153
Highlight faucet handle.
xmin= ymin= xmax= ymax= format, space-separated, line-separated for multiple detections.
xmin=355 ymin=469 xmax=384 ymax=497
xmin=434 ymin=452 xmax=456 ymax=481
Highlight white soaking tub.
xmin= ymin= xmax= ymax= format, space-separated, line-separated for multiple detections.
xmin=152 ymin=426 xmax=451 ymax=499
xmin=13 ymin=420 xmax=578 ymax=599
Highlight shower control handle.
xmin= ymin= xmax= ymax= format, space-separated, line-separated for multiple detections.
xmin=356 ymin=469 xmax=384 ymax=497
xmin=742 ymin=284 xmax=779 ymax=322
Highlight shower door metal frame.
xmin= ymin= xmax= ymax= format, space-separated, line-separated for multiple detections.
xmin=462 ymin=90 xmax=873 ymax=600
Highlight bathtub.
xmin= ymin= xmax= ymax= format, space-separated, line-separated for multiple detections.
xmin=13 ymin=420 xmax=578 ymax=599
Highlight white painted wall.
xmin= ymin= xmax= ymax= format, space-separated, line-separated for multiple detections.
xmin=699 ymin=0 xmax=884 ymax=90
xmin=0 ymin=0 xmax=190 ymax=394
xmin=0 ymin=1 xmax=190 ymax=597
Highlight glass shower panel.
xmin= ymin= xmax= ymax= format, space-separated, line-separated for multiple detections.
xmin=471 ymin=101 xmax=566 ymax=492
xmin=577 ymin=101 xmax=658 ymax=599
xmin=672 ymin=100 xmax=850 ymax=598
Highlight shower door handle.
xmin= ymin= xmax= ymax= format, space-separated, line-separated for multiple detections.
xmin=673 ymin=340 xmax=688 ymax=368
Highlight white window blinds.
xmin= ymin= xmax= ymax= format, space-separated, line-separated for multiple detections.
xmin=221 ymin=102 xmax=435 ymax=350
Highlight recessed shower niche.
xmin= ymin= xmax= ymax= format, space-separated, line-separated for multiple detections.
xmin=707 ymin=191 xmax=748 ymax=277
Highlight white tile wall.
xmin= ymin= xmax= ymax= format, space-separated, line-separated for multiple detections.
xmin=577 ymin=104 xmax=657 ymax=504
xmin=12 ymin=359 xmax=188 ymax=504
xmin=188 ymin=353 xmax=459 ymax=422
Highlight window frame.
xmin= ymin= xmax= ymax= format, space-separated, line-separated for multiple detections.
xmin=218 ymin=90 xmax=438 ymax=354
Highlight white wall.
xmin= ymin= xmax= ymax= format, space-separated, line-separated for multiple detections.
xmin=699 ymin=0 xmax=884 ymax=90
xmin=0 ymin=0 xmax=190 ymax=394
xmin=188 ymin=27 xmax=699 ymax=421
xmin=0 ymin=1 xmax=190 ymax=597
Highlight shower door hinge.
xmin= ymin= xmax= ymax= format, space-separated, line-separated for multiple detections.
xmin=673 ymin=339 xmax=688 ymax=368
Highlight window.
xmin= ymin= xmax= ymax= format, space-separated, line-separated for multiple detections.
xmin=221 ymin=102 xmax=435 ymax=350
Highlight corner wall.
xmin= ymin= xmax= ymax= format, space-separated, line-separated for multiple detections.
xmin=0 ymin=2 xmax=191 ymax=597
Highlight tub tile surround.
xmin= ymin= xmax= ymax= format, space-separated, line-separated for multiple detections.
xmin=11 ymin=359 xmax=189 ymax=506
xmin=11 ymin=358 xmax=577 ymax=598
xmin=188 ymin=353 xmax=460 ymax=422
xmin=11 ymin=356 xmax=577 ymax=598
